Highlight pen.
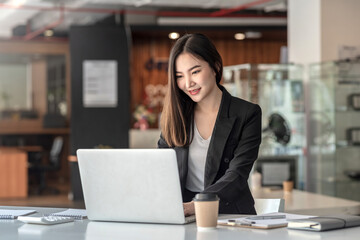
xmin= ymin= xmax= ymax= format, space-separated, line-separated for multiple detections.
xmin=245 ymin=215 xmax=286 ymax=220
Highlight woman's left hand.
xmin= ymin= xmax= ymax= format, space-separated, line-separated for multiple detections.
xmin=183 ymin=201 xmax=195 ymax=216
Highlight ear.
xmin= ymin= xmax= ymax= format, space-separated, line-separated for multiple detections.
xmin=214 ymin=64 xmax=221 ymax=76
xmin=212 ymin=68 xmax=216 ymax=77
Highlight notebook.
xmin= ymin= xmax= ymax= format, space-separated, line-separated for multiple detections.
xmin=76 ymin=149 xmax=196 ymax=224
xmin=0 ymin=209 xmax=36 ymax=219
xmin=287 ymin=215 xmax=360 ymax=231
xmin=47 ymin=209 xmax=87 ymax=220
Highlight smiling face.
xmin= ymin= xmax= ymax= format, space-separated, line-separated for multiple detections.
xmin=175 ymin=52 xmax=218 ymax=104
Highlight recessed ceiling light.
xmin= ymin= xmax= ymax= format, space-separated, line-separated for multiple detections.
xmin=44 ymin=30 xmax=54 ymax=37
xmin=234 ymin=33 xmax=245 ymax=40
xmin=168 ymin=32 xmax=180 ymax=40
xmin=10 ymin=0 xmax=26 ymax=8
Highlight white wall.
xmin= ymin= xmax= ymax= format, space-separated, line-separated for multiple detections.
xmin=289 ymin=0 xmax=360 ymax=63
xmin=288 ymin=0 xmax=321 ymax=65
xmin=321 ymin=0 xmax=360 ymax=61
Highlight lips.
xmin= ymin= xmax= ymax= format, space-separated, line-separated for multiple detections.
xmin=189 ymin=88 xmax=201 ymax=95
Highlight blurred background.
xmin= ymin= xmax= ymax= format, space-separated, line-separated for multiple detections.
xmin=1 ymin=0 xmax=360 ymax=208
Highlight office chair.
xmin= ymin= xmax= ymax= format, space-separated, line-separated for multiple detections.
xmin=28 ymin=136 xmax=64 ymax=195
xmin=254 ymin=198 xmax=285 ymax=215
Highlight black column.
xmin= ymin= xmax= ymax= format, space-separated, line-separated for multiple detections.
xmin=70 ymin=25 xmax=130 ymax=153
xmin=69 ymin=25 xmax=130 ymax=200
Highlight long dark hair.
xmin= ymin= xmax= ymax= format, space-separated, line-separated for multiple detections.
xmin=160 ymin=33 xmax=223 ymax=147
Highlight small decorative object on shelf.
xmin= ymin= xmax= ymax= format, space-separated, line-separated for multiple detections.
xmin=262 ymin=113 xmax=291 ymax=146
xmin=347 ymin=93 xmax=360 ymax=110
xmin=346 ymin=127 xmax=360 ymax=146
xmin=344 ymin=170 xmax=360 ymax=181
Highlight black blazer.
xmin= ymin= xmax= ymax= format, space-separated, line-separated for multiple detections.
xmin=158 ymin=87 xmax=262 ymax=214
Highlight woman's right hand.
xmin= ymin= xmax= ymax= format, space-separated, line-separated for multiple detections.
xmin=183 ymin=201 xmax=195 ymax=216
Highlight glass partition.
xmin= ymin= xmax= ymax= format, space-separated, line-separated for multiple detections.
xmin=309 ymin=59 xmax=360 ymax=201
xmin=223 ymin=63 xmax=306 ymax=189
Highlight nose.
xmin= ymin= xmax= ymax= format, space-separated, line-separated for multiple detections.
xmin=185 ymin=76 xmax=195 ymax=89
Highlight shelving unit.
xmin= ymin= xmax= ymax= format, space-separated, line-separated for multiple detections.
xmin=309 ymin=60 xmax=360 ymax=201
xmin=47 ymin=55 xmax=66 ymax=116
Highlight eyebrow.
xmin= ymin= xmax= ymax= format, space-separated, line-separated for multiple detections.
xmin=176 ymin=65 xmax=201 ymax=73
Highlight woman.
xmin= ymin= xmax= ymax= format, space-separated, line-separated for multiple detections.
xmin=158 ymin=33 xmax=261 ymax=216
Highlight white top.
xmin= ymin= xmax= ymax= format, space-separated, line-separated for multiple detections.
xmin=185 ymin=123 xmax=211 ymax=192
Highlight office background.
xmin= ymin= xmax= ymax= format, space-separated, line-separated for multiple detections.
xmin=1 ymin=0 xmax=360 ymax=207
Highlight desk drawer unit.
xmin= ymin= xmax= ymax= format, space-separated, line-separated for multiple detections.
xmin=0 ymin=148 xmax=27 ymax=198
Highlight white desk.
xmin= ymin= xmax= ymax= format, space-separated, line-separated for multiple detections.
xmin=1 ymin=206 xmax=360 ymax=240
xmin=252 ymin=189 xmax=360 ymax=215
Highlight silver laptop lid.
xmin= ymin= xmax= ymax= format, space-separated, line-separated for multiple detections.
xmin=77 ymin=149 xmax=186 ymax=224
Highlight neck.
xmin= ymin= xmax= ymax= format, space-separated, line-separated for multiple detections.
xmin=196 ymin=86 xmax=222 ymax=114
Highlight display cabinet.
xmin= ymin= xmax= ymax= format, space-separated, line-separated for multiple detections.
xmin=309 ymin=59 xmax=360 ymax=201
xmin=223 ymin=64 xmax=306 ymax=189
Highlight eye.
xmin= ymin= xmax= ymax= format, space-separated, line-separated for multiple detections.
xmin=192 ymin=70 xmax=200 ymax=75
xmin=176 ymin=75 xmax=183 ymax=80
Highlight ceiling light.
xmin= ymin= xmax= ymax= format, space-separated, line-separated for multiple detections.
xmin=234 ymin=33 xmax=245 ymax=40
xmin=44 ymin=30 xmax=54 ymax=37
xmin=9 ymin=0 xmax=26 ymax=8
xmin=245 ymin=31 xmax=262 ymax=39
xmin=168 ymin=32 xmax=180 ymax=40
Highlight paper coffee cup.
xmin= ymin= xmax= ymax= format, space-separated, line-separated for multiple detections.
xmin=283 ymin=180 xmax=294 ymax=192
xmin=193 ymin=193 xmax=219 ymax=229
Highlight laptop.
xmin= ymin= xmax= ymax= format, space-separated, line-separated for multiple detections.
xmin=76 ymin=149 xmax=196 ymax=224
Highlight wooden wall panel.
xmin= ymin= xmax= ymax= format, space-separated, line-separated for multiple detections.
xmin=216 ymin=39 xmax=287 ymax=65
xmin=130 ymin=35 xmax=286 ymax=127
xmin=131 ymin=38 xmax=172 ymax=127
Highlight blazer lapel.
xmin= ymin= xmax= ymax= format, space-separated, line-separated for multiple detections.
xmin=204 ymin=88 xmax=236 ymax=188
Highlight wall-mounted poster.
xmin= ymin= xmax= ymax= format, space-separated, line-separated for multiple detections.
xmin=83 ymin=60 xmax=117 ymax=108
